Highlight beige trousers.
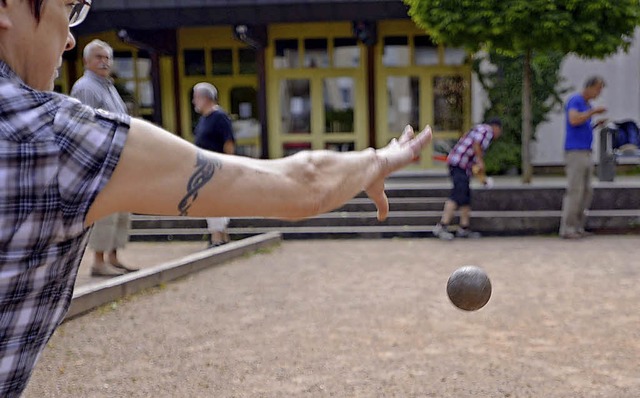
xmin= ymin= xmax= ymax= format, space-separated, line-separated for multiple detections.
xmin=560 ymin=151 xmax=594 ymax=236
xmin=206 ymin=217 xmax=230 ymax=232
xmin=88 ymin=212 xmax=130 ymax=251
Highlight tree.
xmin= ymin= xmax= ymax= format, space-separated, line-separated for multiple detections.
xmin=473 ymin=50 xmax=568 ymax=175
xmin=405 ymin=0 xmax=640 ymax=182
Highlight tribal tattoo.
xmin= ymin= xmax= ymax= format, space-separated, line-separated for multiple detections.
xmin=178 ymin=151 xmax=221 ymax=216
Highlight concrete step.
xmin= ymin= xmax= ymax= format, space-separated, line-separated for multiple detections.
xmin=128 ymin=209 xmax=640 ymax=241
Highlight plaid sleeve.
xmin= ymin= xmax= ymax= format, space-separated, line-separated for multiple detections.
xmin=53 ymin=98 xmax=130 ymax=237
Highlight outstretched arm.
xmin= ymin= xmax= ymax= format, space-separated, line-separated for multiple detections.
xmin=85 ymin=119 xmax=431 ymax=226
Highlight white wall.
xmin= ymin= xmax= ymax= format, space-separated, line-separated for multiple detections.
xmin=533 ymin=30 xmax=640 ymax=165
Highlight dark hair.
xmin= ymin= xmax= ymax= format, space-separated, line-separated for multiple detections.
xmin=0 ymin=0 xmax=44 ymax=21
xmin=485 ymin=117 xmax=502 ymax=127
xmin=584 ymin=76 xmax=605 ymax=89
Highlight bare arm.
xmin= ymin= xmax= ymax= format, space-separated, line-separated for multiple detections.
xmin=223 ymin=139 xmax=235 ymax=155
xmin=472 ymin=141 xmax=484 ymax=171
xmin=568 ymin=106 xmax=606 ymax=127
xmin=85 ymin=120 xmax=431 ymax=226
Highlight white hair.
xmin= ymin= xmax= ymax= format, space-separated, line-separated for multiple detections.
xmin=193 ymin=82 xmax=218 ymax=102
xmin=83 ymin=39 xmax=113 ymax=61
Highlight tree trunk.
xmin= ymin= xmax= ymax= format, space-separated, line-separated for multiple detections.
xmin=521 ymin=49 xmax=533 ymax=183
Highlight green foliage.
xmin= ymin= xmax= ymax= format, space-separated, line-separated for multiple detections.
xmin=475 ymin=51 xmax=568 ymax=174
xmin=406 ymin=0 xmax=640 ymax=179
xmin=405 ymin=0 xmax=640 ymax=58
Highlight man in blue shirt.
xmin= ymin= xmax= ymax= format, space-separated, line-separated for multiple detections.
xmin=560 ymin=76 xmax=607 ymax=239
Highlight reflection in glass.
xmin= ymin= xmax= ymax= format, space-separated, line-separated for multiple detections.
xmin=138 ymin=81 xmax=153 ymax=108
xmin=433 ymin=76 xmax=465 ymax=132
xmin=239 ymin=48 xmax=257 ymax=74
xmin=415 ymin=35 xmax=438 ymax=66
xmin=283 ymin=142 xmax=311 ymax=157
xmin=325 ymin=142 xmax=354 ymax=152
xmin=280 ymin=79 xmax=310 ymax=134
xmin=113 ymin=51 xmax=134 ymax=79
xmin=231 ymin=87 xmax=260 ymax=158
xmin=333 ymin=38 xmax=360 ymax=68
xmin=324 ymin=77 xmax=354 ymax=133
xmin=136 ymin=50 xmax=151 ymax=77
xmin=230 ymin=86 xmax=257 ymax=120
xmin=212 ymin=49 xmax=233 ymax=75
xmin=274 ymin=39 xmax=299 ymax=69
xmin=382 ymin=36 xmax=409 ymax=67
xmin=184 ymin=49 xmax=206 ymax=76
xmin=304 ymin=38 xmax=328 ymax=68
xmin=387 ymin=76 xmax=420 ymax=133
xmin=444 ymin=48 xmax=467 ymax=65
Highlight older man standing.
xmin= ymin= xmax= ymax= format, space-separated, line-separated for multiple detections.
xmin=192 ymin=82 xmax=236 ymax=247
xmin=560 ymin=76 xmax=607 ymax=239
xmin=71 ymin=39 xmax=137 ymax=276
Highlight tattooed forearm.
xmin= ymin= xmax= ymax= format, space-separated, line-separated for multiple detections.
xmin=178 ymin=151 xmax=221 ymax=216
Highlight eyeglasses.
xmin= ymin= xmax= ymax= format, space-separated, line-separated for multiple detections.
xmin=69 ymin=0 xmax=92 ymax=27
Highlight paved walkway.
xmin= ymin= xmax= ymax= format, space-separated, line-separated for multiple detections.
xmin=74 ymin=241 xmax=208 ymax=288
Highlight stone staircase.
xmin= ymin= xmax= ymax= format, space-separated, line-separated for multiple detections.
xmin=129 ymin=178 xmax=640 ymax=241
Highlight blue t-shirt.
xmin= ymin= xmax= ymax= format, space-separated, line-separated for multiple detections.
xmin=193 ymin=109 xmax=235 ymax=153
xmin=564 ymin=94 xmax=593 ymax=151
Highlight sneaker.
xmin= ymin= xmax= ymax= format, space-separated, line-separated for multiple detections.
xmin=561 ymin=232 xmax=582 ymax=240
xmin=433 ymin=224 xmax=454 ymax=241
xmin=456 ymin=228 xmax=482 ymax=239
xmin=112 ymin=262 xmax=139 ymax=273
xmin=91 ymin=262 xmax=126 ymax=277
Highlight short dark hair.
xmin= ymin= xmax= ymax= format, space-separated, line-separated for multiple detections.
xmin=584 ymin=76 xmax=605 ymax=89
xmin=485 ymin=117 xmax=502 ymax=127
xmin=0 ymin=0 xmax=44 ymax=21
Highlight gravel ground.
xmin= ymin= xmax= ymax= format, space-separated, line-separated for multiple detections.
xmin=24 ymin=237 xmax=640 ymax=397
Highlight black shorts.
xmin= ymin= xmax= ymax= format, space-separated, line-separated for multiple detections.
xmin=449 ymin=165 xmax=471 ymax=206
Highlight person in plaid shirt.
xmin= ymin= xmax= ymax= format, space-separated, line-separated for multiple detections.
xmin=433 ymin=119 xmax=502 ymax=240
xmin=0 ymin=1 xmax=431 ymax=396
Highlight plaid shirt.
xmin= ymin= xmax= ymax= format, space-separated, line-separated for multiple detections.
xmin=0 ymin=61 xmax=130 ymax=397
xmin=447 ymin=124 xmax=494 ymax=172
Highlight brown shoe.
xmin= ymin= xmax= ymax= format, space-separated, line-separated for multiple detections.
xmin=112 ymin=262 xmax=139 ymax=273
xmin=561 ymin=232 xmax=583 ymax=240
xmin=91 ymin=262 xmax=126 ymax=277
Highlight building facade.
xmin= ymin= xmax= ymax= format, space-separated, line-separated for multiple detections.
xmin=60 ymin=0 xmax=472 ymax=171
xmin=62 ymin=1 xmax=638 ymax=170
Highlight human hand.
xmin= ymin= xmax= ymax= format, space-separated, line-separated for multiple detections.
xmin=592 ymin=106 xmax=607 ymax=115
xmin=365 ymin=125 xmax=432 ymax=221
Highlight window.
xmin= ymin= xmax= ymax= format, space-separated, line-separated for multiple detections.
xmin=304 ymin=38 xmax=328 ymax=68
xmin=383 ymin=36 xmax=409 ymax=67
xmin=387 ymin=76 xmax=420 ymax=133
xmin=280 ymin=79 xmax=310 ymax=134
xmin=324 ymin=77 xmax=354 ymax=133
xmin=238 ymin=48 xmax=257 ymax=74
xmin=333 ymin=38 xmax=360 ymax=68
xmin=433 ymin=76 xmax=465 ymax=131
xmin=274 ymin=39 xmax=299 ymax=69
xmin=184 ymin=49 xmax=206 ymax=76
xmin=415 ymin=35 xmax=438 ymax=66
xmin=211 ymin=49 xmax=233 ymax=75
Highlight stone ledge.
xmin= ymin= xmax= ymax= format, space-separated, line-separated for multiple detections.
xmin=66 ymin=232 xmax=282 ymax=320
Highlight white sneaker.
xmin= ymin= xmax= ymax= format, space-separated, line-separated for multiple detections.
xmin=433 ymin=224 xmax=454 ymax=241
xmin=91 ymin=262 xmax=126 ymax=277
